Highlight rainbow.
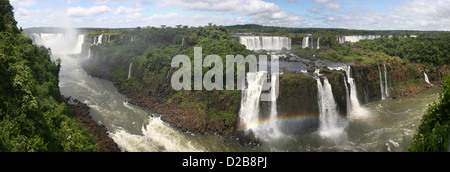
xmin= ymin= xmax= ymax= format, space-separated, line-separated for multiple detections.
xmin=238 ymin=114 xmax=383 ymax=132
xmin=238 ymin=114 xmax=318 ymax=131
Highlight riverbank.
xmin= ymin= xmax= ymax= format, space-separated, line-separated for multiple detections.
xmin=65 ymin=97 xmax=120 ymax=152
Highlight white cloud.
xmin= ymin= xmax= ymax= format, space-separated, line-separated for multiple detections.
xmin=158 ymin=0 xmax=305 ymax=27
xmin=115 ymin=6 xmax=144 ymax=15
xmin=158 ymin=0 xmax=280 ymax=16
xmin=94 ymin=0 xmax=139 ymax=5
xmin=15 ymin=8 xmax=31 ymax=20
xmin=67 ymin=5 xmax=112 ymax=17
xmin=313 ymin=0 xmax=341 ymax=10
xmin=319 ymin=0 xmax=450 ymax=30
xmin=12 ymin=0 xmax=449 ymax=30
xmin=66 ymin=0 xmax=82 ymax=4
xmin=10 ymin=0 xmax=37 ymax=7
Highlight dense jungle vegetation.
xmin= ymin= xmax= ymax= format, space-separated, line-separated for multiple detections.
xmin=0 ymin=0 xmax=98 ymax=152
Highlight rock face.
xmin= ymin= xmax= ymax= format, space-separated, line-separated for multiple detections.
xmin=324 ymin=70 xmax=349 ymax=116
xmin=86 ymin=45 xmax=450 ymax=137
xmin=351 ymin=64 xmax=384 ymax=104
xmin=65 ymin=97 xmax=120 ymax=152
xmin=277 ymin=73 xmax=318 ymax=118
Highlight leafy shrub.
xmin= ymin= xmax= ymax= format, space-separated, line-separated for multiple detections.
xmin=409 ymin=77 xmax=450 ymax=152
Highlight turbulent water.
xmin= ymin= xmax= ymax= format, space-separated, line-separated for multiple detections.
xmin=31 ymin=32 xmax=442 ymax=152
xmin=316 ymin=77 xmax=347 ymax=143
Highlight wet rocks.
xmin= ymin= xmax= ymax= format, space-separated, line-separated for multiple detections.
xmin=235 ymin=129 xmax=260 ymax=147
xmin=65 ymin=96 xmax=120 ymax=152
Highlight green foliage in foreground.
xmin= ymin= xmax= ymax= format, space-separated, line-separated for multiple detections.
xmin=409 ymin=77 xmax=450 ymax=152
xmin=0 ymin=0 xmax=98 ymax=152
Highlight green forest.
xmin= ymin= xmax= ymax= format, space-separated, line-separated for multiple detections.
xmin=87 ymin=24 xmax=449 ymax=151
xmin=291 ymin=32 xmax=450 ymax=67
xmin=1 ymin=0 xmax=449 ymax=151
xmin=85 ymin=24 xmax=252 ymax=135
xmin=0 ymin=0 xmax=98 ymax=152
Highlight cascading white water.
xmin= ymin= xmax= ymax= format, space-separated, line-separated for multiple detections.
xmin=424 ymin=72 xmax=431 ymax=84
xmin=97 ymin=34 xmax=103 ymax=45
xmin=239 ymin=36 xmax=291 ymax=51
xmin=337 ymin=36 xmax=345 ymax=44
xmin=73 ymin=35 xmax=85 ymax=54
xmin=238 ymin=71 xmax=283 ymax=140
xmin=317 ymin=38 xmax=320 ymax=50
xmin=338 ymin=35 xmax=382 ymax=43
xmin=267 ymin=73 xmax=283 ymax=139
xmin=239 ymin=72 xmax=265 ymax=132
xmin=33 ymin=30 xmax=209 ymax=152
xmin=302 ymin=35 xmax=310 ymax=49
xmin=28 ymin=33 xmax=84 ymax=55
xmin=384 ymin=64 xmax=389 ymax=98
xmin=128 ymin=62 xmax=133 ymax=80
xmin=88 ymin=48 xmax=91 ymax=59
xmin=341 ymin=73 xmax=351 ymax=116
xmin=378 ymin=64 xmax=386 ymax=100
xmin=344 ymin=66 xmax=369 ymax=118
xmin=316 ymin=77 xmax=347 ymax=143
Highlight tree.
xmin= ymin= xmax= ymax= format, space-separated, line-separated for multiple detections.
xmin=410 ymin=77 xmax=450 ymax=152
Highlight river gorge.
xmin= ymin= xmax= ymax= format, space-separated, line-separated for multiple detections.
xmin=28 ymin=31 xmax=445 ymax=152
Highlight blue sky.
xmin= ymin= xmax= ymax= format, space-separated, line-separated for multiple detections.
xmin=10 ymin=0 xmax=450 ymax=30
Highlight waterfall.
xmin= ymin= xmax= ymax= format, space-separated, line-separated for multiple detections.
xmin=344 ymin=66 xmax=368 ymax=118
xmin=378 ymin=64 xmax=386 ymax=100
xmin=424 ymin=72 xmax=431 ymax=84
xmin=97 ymin=34 xmax=103 ymax=45
xmin=341 ymin=73 xmax=351 ymax=116
xmin=384 ymin=64 xmax=389 ymax=98
xmin=72 ymin=35 xmax=84 ymax=54
xmin=316 ymin=77 xmax=347 ymax=142
xmin=238 ymin=71 xmax=282 ymax=140
xmin=268 ymin=73 xmax=282 ymax=138
xmin=317 ymin=38 xmax=320 ymax=50
xmin=239 ymin=36 xmax=291 ymax=51
xmin=302 ymin=36 xmax=310 ymax=49
xmin=338 ymin=37 xmax=345 ymax=44
xmin=28 ymin=33 xmax=84 ymax=55
xmin=239 ymin=72 xmax=265 ymax=132
xmin=88 ymin=48 xmax=91 ymax=60
xmin=270 ymin=74 xmax=278 ymax=125
xmin=338 ymin=35 xmax=382 ymax=43
xmin=128 ymin=62 xmax=133 ymax=80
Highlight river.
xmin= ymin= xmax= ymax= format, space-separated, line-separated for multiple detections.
xmin=56 ymin=51 xmax=441 ymax=152
xmin=27 ymin=31 xmax=439 ymax=152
